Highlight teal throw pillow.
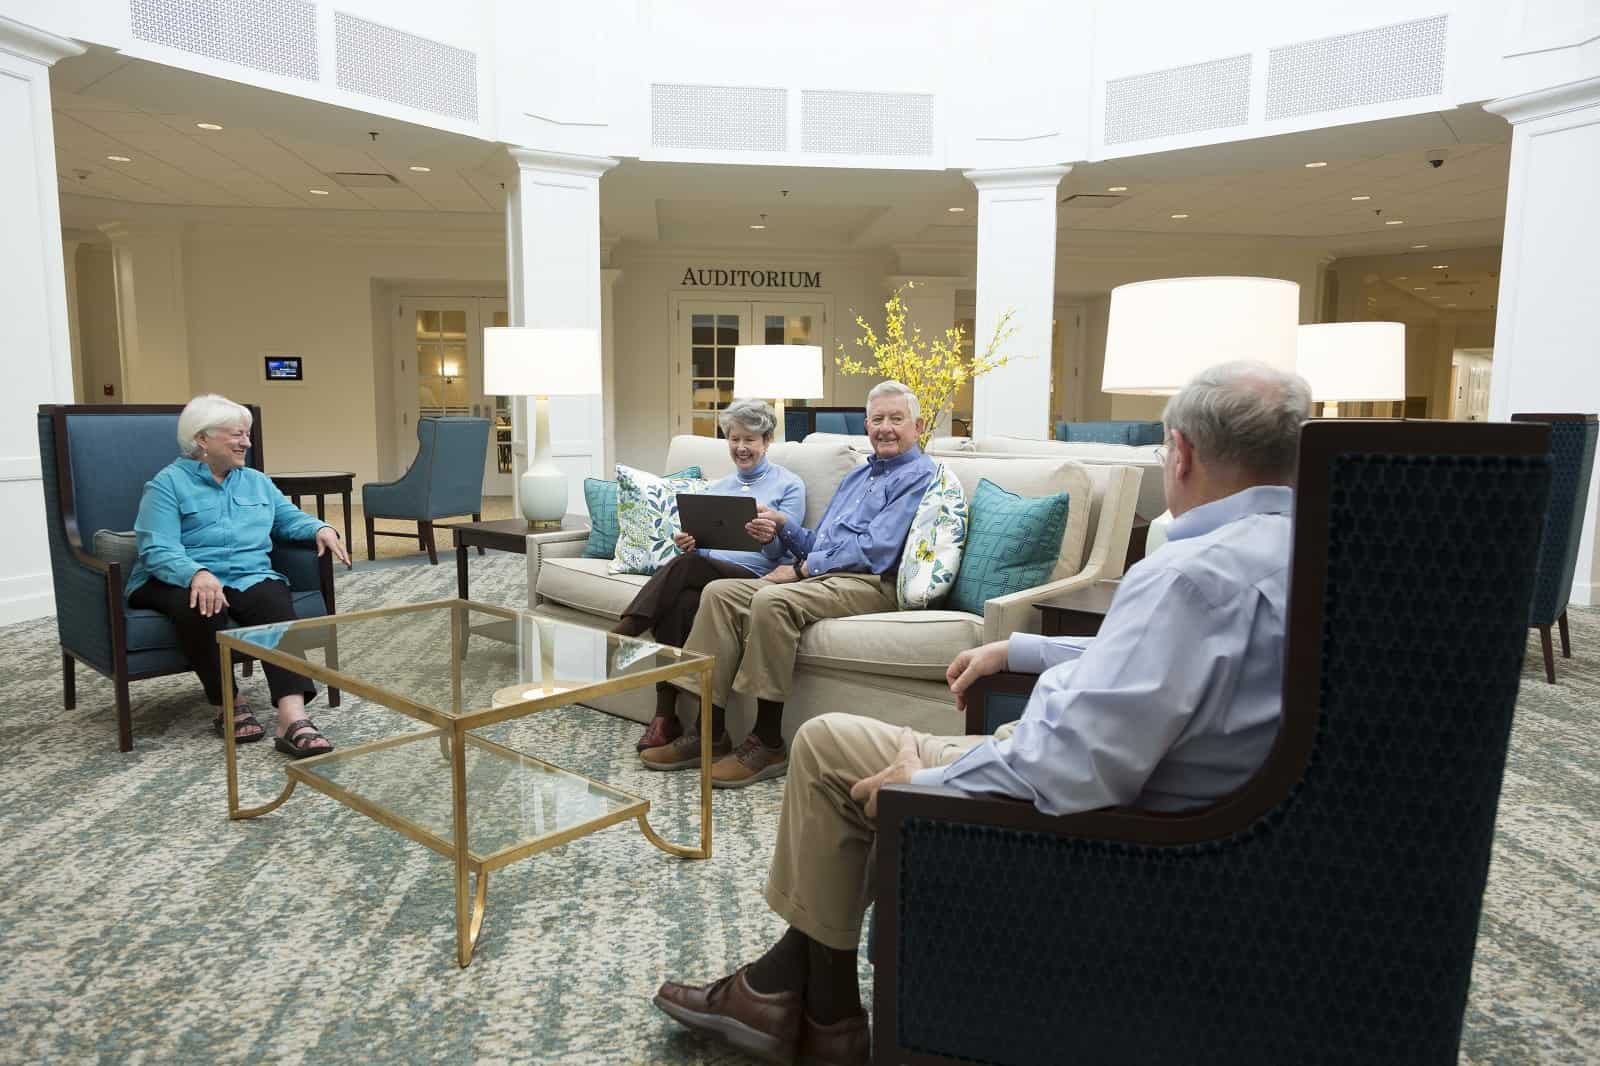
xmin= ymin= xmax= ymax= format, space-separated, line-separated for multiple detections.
xmin=583 ymin=466 xmax=700 ymax=558
xmin=947 ymin=478 xmax=1070 ymax=616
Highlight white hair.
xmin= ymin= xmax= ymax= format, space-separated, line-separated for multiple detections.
xmin=718 ymin=398 xmax=777 ymax=439
xmin=1161 ymin=361 xmax=1312 ymax=480
xmin=866 ymin=379 xmax=921 ymax=422
xmin=178 ymin=394 xmax=253 ymax=458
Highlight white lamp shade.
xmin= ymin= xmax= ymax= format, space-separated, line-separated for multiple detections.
xmin=483 ymin=327 xmax=601 ymax=396
xmin=733 ymin=345 xmax=825 ymax=400
xmin=1297 ymin=322 xmax=1406 ymax=402
xmin=1101 ymin=276 xmax=1301 ymax=395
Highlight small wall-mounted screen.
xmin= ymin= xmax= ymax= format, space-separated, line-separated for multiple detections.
xmin=264 ymin=356 xmax=303 ymax=381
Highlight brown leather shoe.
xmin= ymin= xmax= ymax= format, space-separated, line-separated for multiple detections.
xmin=640 ymin=731 xmax=731 ymax=771
xmin=712 ymin=735 xmax=789 ymax=788
xmin=797 ymin=1012 xmax=870 ymax=1066
xmin=636 ymin=711 xmax=683 ymax=752
xmin=653 ymin=966 xmax=802 ymax=1064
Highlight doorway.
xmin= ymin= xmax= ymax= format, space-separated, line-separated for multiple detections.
xmin=1449 ymin=349 xmax=1493 ymax=421
xmin=671 ymin=298 xmax=830 ymax=437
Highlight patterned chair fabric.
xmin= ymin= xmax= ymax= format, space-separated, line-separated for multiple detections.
xmin=1511 ymin=414 xmax=1597 ymax=683
xmin=874 ymin=420 xmax=1553 ymax=1066
xmin=1054 ymin=420 xmax=1164 ymax=446
xmin=38 ymin=405 xmax=336 ymax=752
xmin=361 ymin=416 xmax=490 ymax=563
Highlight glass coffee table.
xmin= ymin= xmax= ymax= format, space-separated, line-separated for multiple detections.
xmin=217 ymin=599 xmax=714 ymax=967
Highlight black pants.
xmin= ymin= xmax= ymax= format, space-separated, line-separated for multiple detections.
xmin=130 ymin=578 xmax=316 ymax=709
xmin=619 ymin=553 xmax=755 ymax=647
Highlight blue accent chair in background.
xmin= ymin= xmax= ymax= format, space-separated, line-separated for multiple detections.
xmin=1512 ymin=412 xmax=1598 ymax=682
xmin=38 ymin=405 xmax=337 ymax=752
xmin=782 ymin=406 xmax=868 ymax=441
xmin=1053 ymin=420 xmax=1164 ymax=445
xmin=874 ymin=419 xmax=1553 ymax=1066
xmin=362 ymin=416 xmax=491 ymax=564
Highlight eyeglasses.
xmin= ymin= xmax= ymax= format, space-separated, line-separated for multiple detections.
xmin=1154 ymin=446 xmax=1168 ymax=466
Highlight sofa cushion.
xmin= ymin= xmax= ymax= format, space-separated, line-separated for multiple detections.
xmin=611 ymin=465 xmax=708 ymax=575
xmin=796 ymin=610 xmax=983 ymax=680
xmin=970 ymin=436 xmax=1167 ymax=520
xmin=540 ymin=556 xmax=650 ymax=617
xmin=664 ymin=436 xmax=863 ymax=529
xmin=931 ymin=454 xmax=1091 ymax=581
xmin=897 ymin=463 xmax=967 ymax=609
xmin=91 ymin=529 xmax=139 ymax=570
xmin=948 ymin=479 xmax=1071 ymax=616
xmin=583 ymin=466 xmax=701 ymax=559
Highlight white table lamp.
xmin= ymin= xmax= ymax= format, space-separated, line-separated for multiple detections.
xmin=483 ymin=326 xmax=601 ymax=529
xmin=1296 ymin=322 xmax=1405 ymax=417
xmin=733 ymin=345 xmax=824 ymax=442
xmin=1102 ymin=276 xmax=1301 ymax=554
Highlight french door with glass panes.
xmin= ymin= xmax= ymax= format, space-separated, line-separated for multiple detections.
xmin=674 ymin=300 xmax=828 ymax=437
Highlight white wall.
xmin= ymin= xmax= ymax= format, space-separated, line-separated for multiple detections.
xmin=75 ymin=243 xmax=122 ymax=402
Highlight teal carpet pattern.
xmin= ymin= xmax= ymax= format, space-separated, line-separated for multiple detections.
xmin=0 ymin=555 xmax=1594 ymax=1064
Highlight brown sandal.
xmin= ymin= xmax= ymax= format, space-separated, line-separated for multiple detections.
xmin=214 ymin=703 xmax=264 ymax=743
xmin=274 ymin=717 xmax=333 ymax=759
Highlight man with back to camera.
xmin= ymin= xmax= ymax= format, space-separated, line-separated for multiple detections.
xmin=651 ymin=360 xmax=1314 ymax=1066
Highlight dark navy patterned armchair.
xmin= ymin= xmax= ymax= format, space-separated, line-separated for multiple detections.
xmin=361 ymin=416 xmax=490 ymax=564
xmin=38 ymin=405 xmax=336 ymax=752
xmin=874 ymin=420 xmax=1552 ymax=1066
xmin=1511 ymin=413 xmax=1597 ymax=683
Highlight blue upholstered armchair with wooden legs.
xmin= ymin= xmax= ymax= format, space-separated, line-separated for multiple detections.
xmin=38 ymin=405 xmax=337 ymax=753
xmin=873 ymin=419 xmax=1553 ymax=1066
xmin=1511 ymin=413 xmax=1597 ymax=683
xmin=361 ymin=416 xmax=491 ymax=564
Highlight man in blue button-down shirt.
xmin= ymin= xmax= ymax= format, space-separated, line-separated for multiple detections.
xmin=654 ymin=362 xmax=1313 ymax=1066
xmin=644 ymin=381 xmax=935 ymax=789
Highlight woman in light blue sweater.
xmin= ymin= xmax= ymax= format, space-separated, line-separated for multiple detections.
xmin=614 ymin=399 xmax=805 ymax=752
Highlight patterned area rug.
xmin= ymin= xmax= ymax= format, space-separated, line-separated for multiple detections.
xmin=0 ymin=555 xmax=1594 ymax=1064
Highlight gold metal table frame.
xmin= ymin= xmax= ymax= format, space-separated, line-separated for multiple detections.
xmin=218 ymin=598 xmax=714 ymax=968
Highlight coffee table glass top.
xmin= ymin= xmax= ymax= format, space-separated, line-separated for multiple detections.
xmin=224 ymin=602 xmax=704 ymax=723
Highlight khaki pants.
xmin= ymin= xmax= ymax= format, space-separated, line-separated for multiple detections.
xmin=679 ymin=574 xmax=898 ymax=707
xmin=763 ymin=713 xmax=984 ymax=951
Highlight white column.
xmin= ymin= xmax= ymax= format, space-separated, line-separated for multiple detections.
xmin=504 ymin=148 xmax=617 ymax=515
xmin=62 ymin=238 xmax=84 ymax=402
xmin=1486 ymin=77 xmax=1600 ymax=606
xmin=0 ymin=18 xmax=83 ymax=624
xmin=99 ymin=222 xmax=192 ymax=403
xmin=964 ymin=165 xmax=1070 ymax=440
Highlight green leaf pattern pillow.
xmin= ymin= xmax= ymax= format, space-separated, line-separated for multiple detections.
xmin=584 ymin=466 xmax=700 ymax=559
xmin=896 ymin=464 xmax=968 ymax=609
xmin=609 ymin=465 xmax=709 ymax=575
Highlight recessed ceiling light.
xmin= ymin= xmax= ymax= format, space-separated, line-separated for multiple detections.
xmin=309 ymin=188 xmax=330 ymax=195
xmin=1107 ymin=185 xmax=1128 ymax=192
xmin=1350 ymin=195 xmax=1371 ymax=201
xmin=409 ymin=165 xmax=431 ymax=173
xmin=1395 ymin=276 xmax=1409 ymax=281
xmin=1446 ymin=303 xmax=1457 ymax=308
xmin=1411 ymin=243 xmax=1428 ymax=249
xmin=1304 ymin=161 xmax=1328 ymax=168
xmin=1412 ymin=286 xmax=1426 ymax=291
xmin=946 ymin=206 xmax=965 ymax=213
xmin=1170 ymin=213 xmax=1189 ymax=219
xmin=749 ymin=224 xmax=765 ymax=230
xmin=1432 ymin=264 xmax=1449 ymax=269
xmin=105 ymin=155 xmax=131 ymax=163
xmin=195 ymin=122 xmax=223 ymax=131
xmin=1385 ymin=219 xmax=1405 ymax=225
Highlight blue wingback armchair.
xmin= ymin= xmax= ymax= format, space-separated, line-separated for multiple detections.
xmin=38 ymin=405 xmax=337 ymax=752
xmin=783 ymin=406 xmax=867 ymax=441
xmin=1054 ymin=419 xmax=1165 ymax=445
xmin=874 ymin=419 xmax=1552 ymax=1066
xmin=1512 ymin=412 xmax=1598 ymax=682
xmin=361 ymin=416 xmax=491 ymax=564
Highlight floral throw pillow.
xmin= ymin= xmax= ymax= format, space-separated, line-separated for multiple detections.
xmin=896 ymin=463 xmax=968 ymax=609
xmin=609 ymin=464 xmax=709 ymax=576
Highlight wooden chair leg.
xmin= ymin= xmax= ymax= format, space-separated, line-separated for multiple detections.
xmin=62 ymin=650 xmax=76 ymax=710
xmin=421 ymin=521 xmax=438 ymax=565
xmin=243 ymin=659 xmax=254 ymax=677
xmin=1557 ymin=609 xmax=1571 ymax=658
xmin=472 ymin=512 xmax=484 ymax=555
xmin=1538 ymin=624 xmax=1556 ymax=683
xmin=114 ymin=670 xmax=133 ymax=753
xmin=418 ymin=521 xmax=428 ymax=550
xmin=365 ymin=512 xmax=376 ymax=561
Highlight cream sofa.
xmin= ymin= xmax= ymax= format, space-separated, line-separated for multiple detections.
xmin=524 ymin=436 xmax=1140 ymax=738
xmin=972 ymin=434 xmax=1167 ymax=521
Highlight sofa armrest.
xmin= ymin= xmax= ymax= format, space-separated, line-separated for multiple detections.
xmin=980 ymin=569 xmax=1101 ymax=643
xmin=526 ymin=528 xmax=593 ymax=606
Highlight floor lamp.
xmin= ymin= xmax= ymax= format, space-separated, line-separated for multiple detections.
xmin=732 ymin=344 xmax=824 ymax=442
xmin=1101 ymin=276 xmax=1301 ymax=554
xmin=1297 ymin=322 xmax=1406 ymax=418
xmin=483 ymin=326 xmax=601 ymax=529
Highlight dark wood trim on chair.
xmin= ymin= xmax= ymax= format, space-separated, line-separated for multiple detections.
xmin=963 ymin=671 xmax=1039 ymax=735
xmin=1558 ymin=609 xmax=1571 ymax=658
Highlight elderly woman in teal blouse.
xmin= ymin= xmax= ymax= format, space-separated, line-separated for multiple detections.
xmin=613 ymin=399 xmax=805 ymax=754
xmin=127 ymin=394 xmax=352 ymax=757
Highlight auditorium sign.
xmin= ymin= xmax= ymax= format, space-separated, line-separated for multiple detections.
xmin=681 ymin=267 xmax=822 ymax=288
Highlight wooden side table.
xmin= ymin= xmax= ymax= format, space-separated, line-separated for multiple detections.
xmin=438 ymin=515 xmax=589 ymax=599
xmin=270 ymin=471 xmax=355 ymax=548
xmin=1033 ymin=580 xmax=1120 ymax=637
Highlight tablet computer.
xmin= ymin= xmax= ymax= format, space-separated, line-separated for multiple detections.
xmin=676 ymin=494 xmax=761 ymax=552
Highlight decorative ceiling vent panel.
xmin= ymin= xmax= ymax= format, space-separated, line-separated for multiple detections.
xmin=1104 ymin=54 xmax=1251 ymax=146
xmin=800 ymin=90 xmax=934 ymax=156
xmin=129 ymin=0 xmax=318 ymax=81
xmin=1060 ymin=194 xmax=1128 ymax=208
xmin=334 ymin=12 xmax=478 ymax=124
xmin=1266 ymin=15 xmax=1448 ymax=121
xmin=650 ymin=84 xmax=787 ymax=152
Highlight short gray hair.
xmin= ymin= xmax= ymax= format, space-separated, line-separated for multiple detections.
xmin=1161 ymin=361 xmax=1312 ymax=480
xmin=718 ymin=398 xmax=777 ymax=439
xmin=178 ymin=394 xmax=253 ymax=458
xmin=866 ymin=379 xmax=921 ymax=422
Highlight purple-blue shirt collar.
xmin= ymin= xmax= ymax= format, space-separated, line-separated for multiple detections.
xmin=865 ymin=443 xmax=925 ymax=474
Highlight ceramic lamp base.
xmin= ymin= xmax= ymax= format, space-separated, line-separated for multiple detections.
xmin=519 ymin=466 xmax=567 ymax=527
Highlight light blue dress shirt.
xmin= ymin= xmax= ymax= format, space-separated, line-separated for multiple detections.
xmin=696 ymin=460 xmax=805 ymax=577
xmin=911 ymin=484 xmax=1294 ymax=814
xmin=127 ymin=459 xmax=331 ymax=598
xmin=777 ymin=446 xmax=934 ymax=576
